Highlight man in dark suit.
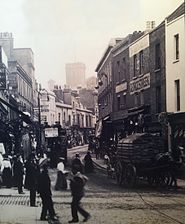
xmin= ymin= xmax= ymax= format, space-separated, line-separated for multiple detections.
xmin=71 ymin=153 xmax=83 ymax=174
xmin=38 ymin=159 xmax=57 ymax=221
xmin=24 ymin=153 xmax=39 ymax=206
xmin=14 ymin=155 xmax=24 ymax=194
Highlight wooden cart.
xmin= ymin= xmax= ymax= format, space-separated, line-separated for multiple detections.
xmin=114 ymin=133 xmax=173 ymax=187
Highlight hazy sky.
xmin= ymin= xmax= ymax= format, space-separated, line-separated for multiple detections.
xmin=0 ymin=0 xmax=183 ymax=88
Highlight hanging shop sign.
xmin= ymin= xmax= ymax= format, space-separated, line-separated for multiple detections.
xmin=130 ymin=73 xmax=150 ymax=95
xmin=0 ymin=66 xmax=6 ymax=90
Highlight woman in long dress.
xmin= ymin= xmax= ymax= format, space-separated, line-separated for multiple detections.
xmin=55 ymin=157 xmax=67 ymax=190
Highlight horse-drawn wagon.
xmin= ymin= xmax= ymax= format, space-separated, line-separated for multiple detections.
xmin=114 ymin=133 xmax=177 ymax=187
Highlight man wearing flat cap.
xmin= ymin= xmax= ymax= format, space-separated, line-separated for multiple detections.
xmin=68 ymin=171 xmax=91 ymax=223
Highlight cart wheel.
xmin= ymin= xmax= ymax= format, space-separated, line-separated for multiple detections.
xmin=160 ymin=171 xmax=171 ymax=187
xmin=125 ymin=164 xmax=137 ymax=187
xmin=115 ymin=162 xmax=123 ymax=186
xmin=147 ymin=176 xmax=155 ymax=186
xmin=147 ymin=175 xmax=158 ymax=186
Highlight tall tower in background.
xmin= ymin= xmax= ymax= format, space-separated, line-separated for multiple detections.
xmin=0 ymin=32 xmax=14 ymax=60
xmin=65 ymin=62 xmax=86 ymax=89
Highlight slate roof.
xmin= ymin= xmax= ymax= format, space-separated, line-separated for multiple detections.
xmin=167 ymin=2 xmax=184 ymax=23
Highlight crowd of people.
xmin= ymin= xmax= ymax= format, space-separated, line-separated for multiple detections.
xmin=0 ymin=153 xmax=25 ymax=193
xmin=0 ymin=152 xmax=58 ymax=221
xmin=0 ymin=150 xmax=94 ymax=223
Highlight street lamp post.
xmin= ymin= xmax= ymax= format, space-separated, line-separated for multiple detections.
xmin=37 ymin=84 xmax=42 ymax=154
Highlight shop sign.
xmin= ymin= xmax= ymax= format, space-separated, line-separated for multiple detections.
xmin=130 ymin=73 xmax=150 ymax=95
xmin=116 ymin=82 xmax=127 ymax=93
xmin=45 ymin=127 xmax=58 ymax=138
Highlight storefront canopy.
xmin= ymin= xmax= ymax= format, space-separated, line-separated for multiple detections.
xmin=95 ymin=120 xmax=102 ymax=138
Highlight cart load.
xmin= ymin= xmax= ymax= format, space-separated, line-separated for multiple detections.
xmin=117 ymin=133 xmax=166 ymax=166
xmin=115 ymin=133 xmax=172 ymax=187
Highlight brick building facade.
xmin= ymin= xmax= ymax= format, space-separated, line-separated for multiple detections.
xmin=96 ymin=24 xmax=167 ymax=140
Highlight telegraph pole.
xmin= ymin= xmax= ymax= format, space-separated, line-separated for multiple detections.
xmin=37 ymin=84 xmax=42 ymax=155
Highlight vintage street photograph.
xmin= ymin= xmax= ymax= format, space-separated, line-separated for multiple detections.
xmin=0 ymin=0 xmax=185 ymax=223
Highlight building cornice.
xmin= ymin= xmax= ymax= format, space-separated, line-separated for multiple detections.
xmin=56 ymin=102 xmax=72 ymax=109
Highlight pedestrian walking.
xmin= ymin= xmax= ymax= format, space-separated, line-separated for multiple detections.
xmin=84 ymin=151 xmax=94 ymax=173
xmin=13 ymin=155 xmax=24 ymax=194
xmin=68 ymin=171 xmax=91 ymax=223
xmin=1 ymin=155 xmax=12 ymax=188
xmin=94 ymin=138 xmax=100 ymax=159
xmin=55 ymin=157 xmax=68 ymax=190
xmin=24 ymin=153 xmax=40 ymax=206
xmin=71 ymin=153 xmax=83 ymax=174
xmin=38 ymin=158 xmax=58 ymax=221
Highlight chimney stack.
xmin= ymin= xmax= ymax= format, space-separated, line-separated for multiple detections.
xmin=146 ymin=21 xmax=155 ymax=30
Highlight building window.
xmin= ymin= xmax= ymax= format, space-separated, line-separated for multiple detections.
xmin=41 ymin=115 xmax=47 ymax=122
xmin=134 ymin=93 xmax=140 ymax=106
xmin=139 ymin=50 xmax=143 ymax=75
xmin=117 ymin=61 xmax=120 ymax=82
xmin=175 ymin=80 xmax=180 ymax=111
xmin=117 ymin=95 xmax=121 ymax=111
xmin=122 ymin=58 xmax=126 ymax=80
xmin=58 ymin=113 xmax=61 ymax=122
xmin=156 ymin=86 xmax=161 ymax=113
xmin=133 ymin=54 xmax=137 ymax=77
xmin=63 ymin=112 xmax=66 ymax=122
xmin=81 ymin=115 xmax=84 ymax=127
xmin=77 ymin=114 xmax=80 ymax=125
xmin=140 ymin=90 xmax=144 ymax=105
xmin=73 ymin=115 xmax=75 ymax=124
xmin=174 ymin=34 xmax=179 ymax=60
xmin=68 ymin=115 xmax=71 ymax=125
xmin=155 ymin=43 xmax=161 ymax=69
xmin=86 ymin=115 xmax=88 ymax=127
xmin=89 ymin=115 xmax=91 ymax=127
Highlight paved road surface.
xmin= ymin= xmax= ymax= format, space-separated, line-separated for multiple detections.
xmin=1 ymin=145 xmax=185 ymax=224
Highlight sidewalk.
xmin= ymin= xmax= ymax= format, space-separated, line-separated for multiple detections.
xmin=0 ymin=187 xmax=47 ymax=224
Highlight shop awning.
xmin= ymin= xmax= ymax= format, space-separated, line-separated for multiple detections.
xmin=128 ymin=109 xmax=145 ymax=117
xmin=0 ymin=97 xmax=32 ymax=124
xmin=103 ymin=115 xmax=110 ymax=121
xmin=0 ymin=102 xmax=8 ymax=115
xmin=95 ymin=120 xmax=102 ymax=138
xmin=128 ymin=104 xmax=150 ymax=116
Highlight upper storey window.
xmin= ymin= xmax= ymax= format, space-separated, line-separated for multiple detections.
xmin=133 ymin=54 xmax=137 ymax=77
xmin=139 ymin=50 xmax=143 ymax=75
xmin=155 ymin=43 xmax=161 ymax=70
xmin=117 ymin=61 xmax=120 ymax=82
xmin=122 ymin=57 xmax=126 ymax=80
xmin=174 ymin=34 xmax=179 ymax=61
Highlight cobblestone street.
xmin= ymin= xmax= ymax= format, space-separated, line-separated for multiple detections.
xmin=1 ymin=146 xmax=185 ymax=224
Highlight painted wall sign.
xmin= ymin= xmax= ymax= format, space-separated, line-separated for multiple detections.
xmin=130 ymin=73 xmax=150 ymax=95
xmin=116 ymin=82 xmax=127 ymax=93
